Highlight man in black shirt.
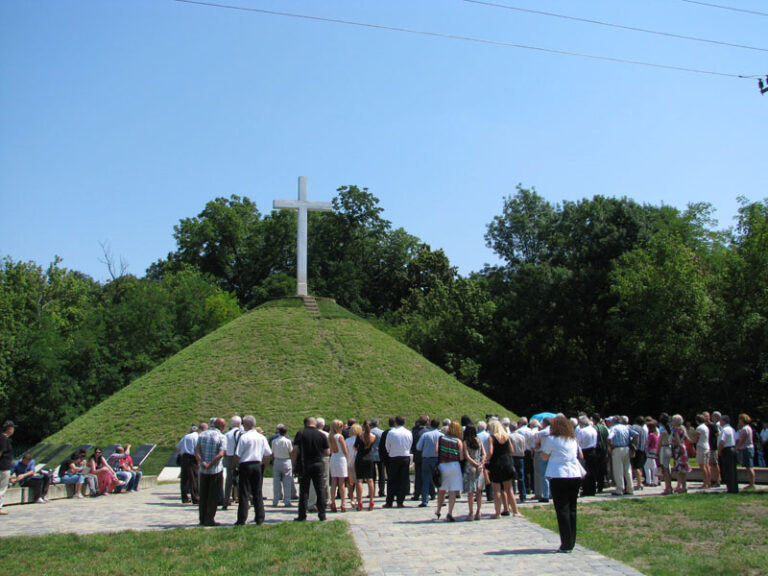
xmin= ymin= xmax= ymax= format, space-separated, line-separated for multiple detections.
xmin=292 ymin=417 xmax=330 ymax=521
xmin=0 ymin=420 xmax=15 ymax=515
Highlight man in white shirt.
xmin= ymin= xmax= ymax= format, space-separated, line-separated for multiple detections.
xmin=576 ymin=415 xmax=598 ymax=496
xmin=384 ymin=415 xmax=413 ymax=508
xmin=693 ymin=414 xmax=711 ymax=489
xmin=176 ymin=426 xmax=199 ymax=504
xmin=235 ymin=415 xmax=272 ymax=525
xmin=271 ymin=424 xmax=294 ymax=508
xmin=222 ymin=416 xmax=243 ymax=510
xmin=717 ymin=415 xmax=738 ymax=494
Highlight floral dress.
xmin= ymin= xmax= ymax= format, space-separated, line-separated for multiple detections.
xmin=463 ymin=444 xmax=485 ymax=492
xmin=671 ymin=427 xmax=691 ymax=474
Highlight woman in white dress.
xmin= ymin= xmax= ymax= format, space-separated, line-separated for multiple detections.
xmin=345 ymin=423 xmax=362 ymax=509
xmin=434 ymin=421 xmax=464 ymax=522
xmin=329 ymin=419 xmax=349 ymax=512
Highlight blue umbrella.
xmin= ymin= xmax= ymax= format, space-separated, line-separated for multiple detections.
xmin=531 ymin=412 xmax=557 ymax=423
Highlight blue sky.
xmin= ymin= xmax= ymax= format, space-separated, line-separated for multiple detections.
xmin=1 ymin=0 xmax=765 ymax=281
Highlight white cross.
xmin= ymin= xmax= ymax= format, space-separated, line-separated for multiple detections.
xmin=273 ymin=176 xmax=332 ymax=297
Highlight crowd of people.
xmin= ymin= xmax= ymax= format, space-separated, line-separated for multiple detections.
xmin=172 ymin=409 xmax=765 ymax=552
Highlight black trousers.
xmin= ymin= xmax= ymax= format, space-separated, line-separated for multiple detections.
xmin=386 ymin=456 xmax=410 ymax=506
xmin=375 ymin=460 xmax=387 ymax=496
xmin=524 ymin=450 xmax=535 ymax=496
xmin=298 ymin=461 xmax=327 ymax=520
xmin=180 ymin=454 xmax=199 ymax=503
xmin=581 ymin=448 xmax=599 ymax=496
xmin=198 ymin=471 xmax=222 ymax=526
xmin=595 ymin=447 xmax=607 ymax=492
xmin=20 ymin=474 xmax=52 ymax=499
xmin=411 ymin=455 xmax=422 ymax=498
xmin=549 ymin=477 xmax=581 ymax=551
xmin=721 ymin=447 xmax=739 ymax=494
xmin=237 ymin=461 xmax=265 ymax=525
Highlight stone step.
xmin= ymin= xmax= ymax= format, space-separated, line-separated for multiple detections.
xmin=4 ymin=475 xmax=158 ymax=506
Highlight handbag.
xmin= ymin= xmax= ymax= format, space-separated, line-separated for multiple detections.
xmin=432 ymin=464 xmax=442 ymax=488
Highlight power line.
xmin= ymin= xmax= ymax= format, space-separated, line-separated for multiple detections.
xmin=463 ymin=0 xmax=768 ymax=53
xmin=173 ymin=0 xmax=762 ymax=80
xmin=679 ymin=0 xmax=768 ymax=17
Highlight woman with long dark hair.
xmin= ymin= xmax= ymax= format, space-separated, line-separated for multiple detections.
xmin=462 ymin=424 xmax=486 ymax=520
xmin=354 ymin=420 xmax=376 ymax=510
xmin=541 ymin=415 xmax=584 ymax=553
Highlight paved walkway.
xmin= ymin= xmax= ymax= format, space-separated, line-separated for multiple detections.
xmin=0 ymin=480 xmax=658 ymax=575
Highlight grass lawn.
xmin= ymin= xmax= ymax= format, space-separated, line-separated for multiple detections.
xmin=0 ymin=520 xmax=363 ymax=576
xmin=524 ymin=492 xmax=768 ymax=576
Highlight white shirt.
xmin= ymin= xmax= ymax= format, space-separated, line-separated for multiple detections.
xmin=576 ymin=425 xmax=598 ymax=450
xmin=719 ymin=424 xmax=736 ymax=449
xmin=535 ymin=427 xmax=550 ymax=453
xmin=225 ymin=427 xmax=243 ymax=457
xmin=695 ymin=423 xmax=710 ymax=451
xmin=271 ymin=435 xmax=293 ymax=459
xmin=236 ymin=430 xmax=272 ymax=463
xmin=518 ymin=425 xmax=537 ymax=451
xmin=176 ymin=432 xmax=198 ymax=455
xmin=385 ymin=426 xmax=413 ymax=458
xmin=543 ymin=436 xmax=584 ymax=479
xmin=346 ymin=436 xmax=357 ymax=463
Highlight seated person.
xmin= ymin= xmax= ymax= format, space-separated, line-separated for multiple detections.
xmin=106 ymin=445 xmax=134 ymax=492
xmin=122 ymin=450 xmax=143 ymax=492
xmin=10 ymin=453 xmax=53 ymax=503
xmin=58 ymin=452 xmax=98 ymax=498
xmin=88 ymin=448 xmax=125 ymax=495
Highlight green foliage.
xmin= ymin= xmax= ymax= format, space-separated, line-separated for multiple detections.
xmin=43 ymin=299 xmax=513 ymax=449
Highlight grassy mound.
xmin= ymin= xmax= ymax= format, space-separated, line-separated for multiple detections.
xmin=45 ymin=299 xmax=513 ymax=451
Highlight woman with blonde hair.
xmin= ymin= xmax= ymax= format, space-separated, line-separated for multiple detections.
xmin=434 ymin=421 xmax=464 ymax=521
xmin=346 ymin=423 xmax=363 ymax=508
xmin=486 ymin=420 xmax=522 ymax=518
xmin=354 ymin=420 xmax=377 ymax=510
xmin=329 ymin=420 xmax=349 ymax=512
xmin=671 ymin=414 xmax=691 ymax=493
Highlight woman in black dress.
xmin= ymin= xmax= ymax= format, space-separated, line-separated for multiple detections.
xmin=354 ymin=420 xmax=376 ymax=511
xmin=485 ymin=420 xmax=522 ymax=518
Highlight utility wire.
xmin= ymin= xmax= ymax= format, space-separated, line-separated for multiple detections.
xmin=173 ymin=0 xmax=762 ymax=80
xmin=463 ymin=0 xmax=768 ymax=53
xmin=679 ymin=0 xmax=768 ymax=17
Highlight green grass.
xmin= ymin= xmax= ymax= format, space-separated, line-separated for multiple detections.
xmin=0 ymin=521 xmax=362 ymax=576
xmin=524 ymin=492 xmax=768 ymax=576
xmin=43 ymin=298 xmax=513 ymax=456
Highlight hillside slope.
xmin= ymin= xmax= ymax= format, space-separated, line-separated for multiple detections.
xmin=46 ymin=299 xmax=514 ymax=447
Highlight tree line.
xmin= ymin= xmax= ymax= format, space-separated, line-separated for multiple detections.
xmin=2 ymin=185 xmax=766 ymax=444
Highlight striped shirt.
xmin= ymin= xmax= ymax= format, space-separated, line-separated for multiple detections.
xmin=438 ymin=435 xmax=461 ymax=463
xmin=196 ymin=429 xmax=225 ymax=475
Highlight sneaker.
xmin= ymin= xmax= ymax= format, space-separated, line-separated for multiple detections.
xmin=75 ymin=493 xmax=84 ymax=499
xmin=36 ymin=497 xmax=47 ymax=504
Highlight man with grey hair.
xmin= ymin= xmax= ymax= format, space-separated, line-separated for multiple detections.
xmin=196 ymin=417 xmax=226 ymax=526
xmin=307 ymin=416 xmax=329 ymax=511
xmin=577 ymin=415 xmax=598 ymax=496
xmin=222 ymin=415 xmax=243 ymax=510
xmin=235 ymin=415 xmax=272 ymax=525
xmin=607 ymin=416 xmax=638 ymax=496
xmin=370 ymin=418 xmax=386 ymax=497
xmin=293 ymin=416 xmax=330 ymax=521
xmin=718 ymin=415 xmax=738 ymax=494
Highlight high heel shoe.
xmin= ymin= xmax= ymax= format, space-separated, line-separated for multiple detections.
xmin=340 ymin=506 xmax=347 ymax=512
xmin=368 ymin=500 xmax=375 ymax=511
xmin=446 ymin=513 xmax=455 ymax=522
xmin=357 ymin=501 xmax=363 ymax=511
xmin=330 ymin=503 xmax=337 ymax=513
xmin=434 ymin=511 xmax=441 ymax=520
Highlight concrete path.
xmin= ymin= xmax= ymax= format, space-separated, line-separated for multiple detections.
xmin=0 ymin=480 xmax=658 ymax=575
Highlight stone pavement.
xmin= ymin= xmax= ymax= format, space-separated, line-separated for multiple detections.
xmin=0 ymin=480 xmax=657 ymax=575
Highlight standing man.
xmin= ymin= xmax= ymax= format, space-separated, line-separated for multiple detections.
xmin=222 ymin=416 xmax=242 ymax=510
xmin=576 ymin=415 xmax=599 ymax=497
xmin=607 ymin=416 xmax=638 ymax=496
xmin=196 ymin=417 xmax=226 ymax=526
xmin=416 ymin=418 xmax=442 ymax=507
xmin=271 ymin=424 xmax=294 ymax=508
xmin=292 ymin=416 xmax=330 ymax=522
xmin=718 ymin=415 xmax=739 ymax=494
xmin=235 ymin=415 xmax=272 ymax=525
xmin=510 ymin=422 xmax=528 ymax=502
xmin=384 ymin=415 xmax=412 ymax=508
xmin=0 ymin=421 xmax=16 ymax=515
xmin=176 ymin=425 xmax=199 ymax=504
xmin=378 ymin=418 xmax=395 ymax=499
xmin=410 ymin=415 xmax=429 ymax=501
xmin=370 ymin=418 xmax=386 ymax=498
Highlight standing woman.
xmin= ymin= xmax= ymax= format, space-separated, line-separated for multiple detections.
xmin=346 ymin=423 xmax=362 ymax=508
xmin=670 ymin=414 xmax=691 ymax=493
xmin=657 ymin=413 xmax=673 ymax=495
xmin=462 ymin=424 xmax=486 ymax=520
xmin=329 ymin=420 xmax=349 ymax=512
xmin=644 ymin=420 xmax=660 ymax=487
xmin=486 ymin=420 xmax=522 ymax=518
xmin=541 ymin=414 xmax=585 ymax=553
xmin=354 ymin=420 xmax=376 ymax=510
xmin=434 ymin=421 xmax=464 ymax=522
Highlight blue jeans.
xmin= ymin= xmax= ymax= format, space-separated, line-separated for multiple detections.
xmin=421 ymin=457 xmax=438 ymax=505
xmin=513 ymin=456 xmax=526 ymax=501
